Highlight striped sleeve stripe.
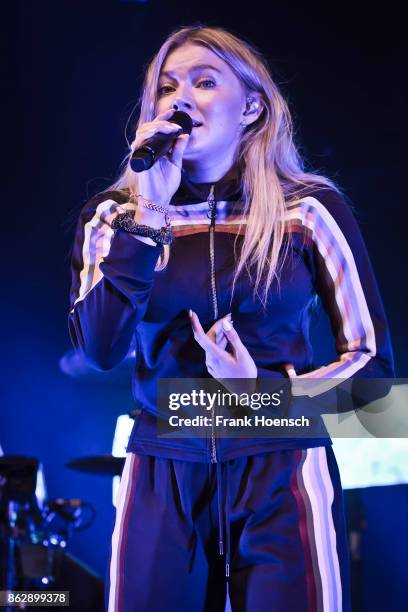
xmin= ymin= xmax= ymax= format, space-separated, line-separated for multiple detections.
xmin=71 ymin=199 xmax=129 ymax=313
xmin=287 ymin=197 xmax=376 ymax=380
xmin=173 ymin=224 xmax=247 ymax=237
xmin=292 ymin=447 xmax=343 ymax=612
xmin=108 ymin=453 xmax=141 ymax=612
xmin=169 ymin=200 xmax=247 ymax=237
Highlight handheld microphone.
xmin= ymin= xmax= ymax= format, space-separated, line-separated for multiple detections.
xmin=130 ymin=110 xmax=193 ymax=173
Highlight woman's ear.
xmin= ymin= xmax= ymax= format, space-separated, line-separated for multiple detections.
xmin=241 ymin=92 xmax=264 ymax=127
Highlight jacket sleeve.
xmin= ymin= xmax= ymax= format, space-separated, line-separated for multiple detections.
xmin=293 ymin=188 xmax=395 ymax=406
xmin=68 ymin=195 xmax=162 ymax=371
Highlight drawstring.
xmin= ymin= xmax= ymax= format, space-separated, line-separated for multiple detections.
xmin=215 ymin=461 xmax=231 ymax=578
xmin=225 ymin=462 xmax=231 ymax=578
xmin=216 ymin=462 xmax=224 ymax=555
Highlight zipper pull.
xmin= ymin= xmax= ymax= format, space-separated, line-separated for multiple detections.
xmin=207 ymin=184 xmax=216 ymax=226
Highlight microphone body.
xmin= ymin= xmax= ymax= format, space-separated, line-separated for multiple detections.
xmin=130 ymin=111 xmax=193 ymax=173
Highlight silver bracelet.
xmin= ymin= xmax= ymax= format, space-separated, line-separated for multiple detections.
xmin=136 ymin=194 xmax=171 ymax=227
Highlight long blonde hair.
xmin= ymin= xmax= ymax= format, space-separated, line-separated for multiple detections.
xmin=110 ymin=24 xmax=340 ymax=306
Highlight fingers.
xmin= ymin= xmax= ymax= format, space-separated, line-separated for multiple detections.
xmin=220 ymin=318 xmax=244 ymax=358
xmin=131 ymin=106 xmax=182 ymax=150
xmin=214 ymin=314 xmax=231 ymax=350
xmin=169 ymin=133 xmax=190 ymax=167
xmin=284 ymin=364 xmax=297 ymax=378
xmin=214 ymin=331 xmax=228 ymax=351
xmin=189 ymin=310 xmax=213 ymax=352
xmin=132 ymin=121 xmax=181 ymax=150
xmin=190 ymin=311 xmax=232 ymax=347
xmin=215 ymin=328 xmax=228 ymax=349
xmin=155 ymin=108 xmax=177 ymax=121
xmin=206 ymin=314 xmax=232 ymax=341
xmin=190 ymin=310 xmax=235 ymax=382
xmin=189 ymin=310 xmax=232 ymax=357
xmin=216 ymin=338 xmax=228 ymax=351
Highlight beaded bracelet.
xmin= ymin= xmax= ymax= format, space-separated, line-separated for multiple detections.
xmin=135 ymin=194 xmax=171 ymax=228
xmin=112 ymin=211 xmax=174 ymax=245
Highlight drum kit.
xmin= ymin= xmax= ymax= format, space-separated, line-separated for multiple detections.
xmin=0 ymin=453 xmax=124 ymax=606
xmin=0 ymin=350 xmax=133 ymax=607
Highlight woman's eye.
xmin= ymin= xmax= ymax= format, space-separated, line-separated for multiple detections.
xmin=198 ymin=79 xmax=215 ymax=88
xmin=158 ymin=79 xmax=215 ymax=96
xmin=158 ymin=85 xmax=174 ymax=96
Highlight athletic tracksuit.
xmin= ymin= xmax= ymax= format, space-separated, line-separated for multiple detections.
xmin=68 ymin=170 xmax=394 ymax=611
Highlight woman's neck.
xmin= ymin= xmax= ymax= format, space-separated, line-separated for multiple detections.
xmin=182 ymin=160 xmax=239 ymax=184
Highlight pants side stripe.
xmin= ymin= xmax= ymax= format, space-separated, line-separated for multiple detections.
xmin=301 ymin=447 xmax=343 ymax=612
xmin=291 ymin=449 xmax=321 ymax=611
xmin=108 ymin=453 xmax=140 ymax=612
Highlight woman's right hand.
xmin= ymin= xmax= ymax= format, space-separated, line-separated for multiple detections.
xmin=131 ymin=108 xmax=191 ymax=209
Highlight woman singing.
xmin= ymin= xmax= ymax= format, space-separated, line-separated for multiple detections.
xmin=68 ymin=25 xmax=394 ymax=611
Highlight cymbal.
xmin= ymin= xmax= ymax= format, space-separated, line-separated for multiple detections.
xmin=66 ymin=455 xmax=125 ymax=476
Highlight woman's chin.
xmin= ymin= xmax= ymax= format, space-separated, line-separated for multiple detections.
xmin=182 ymin=141 xmax=203 ymax=160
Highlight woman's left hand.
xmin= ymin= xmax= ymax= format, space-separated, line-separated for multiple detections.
xmin=189 ymin=310 xmax=258 ymax=382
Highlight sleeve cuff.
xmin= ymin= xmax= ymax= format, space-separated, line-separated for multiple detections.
xmin=100 ymin=229 xmax=162 ymax=283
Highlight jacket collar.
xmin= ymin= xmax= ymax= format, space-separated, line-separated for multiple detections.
xmin=171 ymin=166 xmax=242 ymax=205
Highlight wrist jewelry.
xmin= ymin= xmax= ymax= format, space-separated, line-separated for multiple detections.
xmin=112 ymin=211 xmax=174 ymax=245
xmin=136 ymin=194 xmax=171 ymax=228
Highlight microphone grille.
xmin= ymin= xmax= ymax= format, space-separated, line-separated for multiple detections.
xmin=169 ymin=110 xmax=193 ymax=135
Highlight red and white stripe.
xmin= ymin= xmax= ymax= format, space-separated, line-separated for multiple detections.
xmin=291 ymin=447 xmax=343 ymax=612
xmin=108 ymin=453 xmax=141 ymax=612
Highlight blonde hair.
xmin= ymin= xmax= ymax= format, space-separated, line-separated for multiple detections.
xmin=109 ymin=24 xmax=340 ymax=306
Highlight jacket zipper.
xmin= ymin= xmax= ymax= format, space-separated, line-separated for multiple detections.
xmin=208 ymin=184 xmax=218 ymax=321
xmin=207 ymin=184 xmax=218 ymax=463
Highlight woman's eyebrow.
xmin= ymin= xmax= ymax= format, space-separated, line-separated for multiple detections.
xmin=159 ymin=64 xmax=222 ymax=79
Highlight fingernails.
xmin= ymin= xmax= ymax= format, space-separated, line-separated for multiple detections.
xmin=189 ymin=309 xmax=193 ymax=317
xmin=222 ymin=318 xmax=233 ymax=331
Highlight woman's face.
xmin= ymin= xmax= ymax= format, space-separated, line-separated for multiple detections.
xmin=156 ymin=43 xmax=249 ymax=166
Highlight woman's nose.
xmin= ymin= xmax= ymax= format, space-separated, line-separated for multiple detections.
xmin=172 ymin=97 xmax=193 ymax=112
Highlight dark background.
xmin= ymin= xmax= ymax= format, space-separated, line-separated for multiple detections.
xmin=2 ymin=0 xmax=407 ymax=607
